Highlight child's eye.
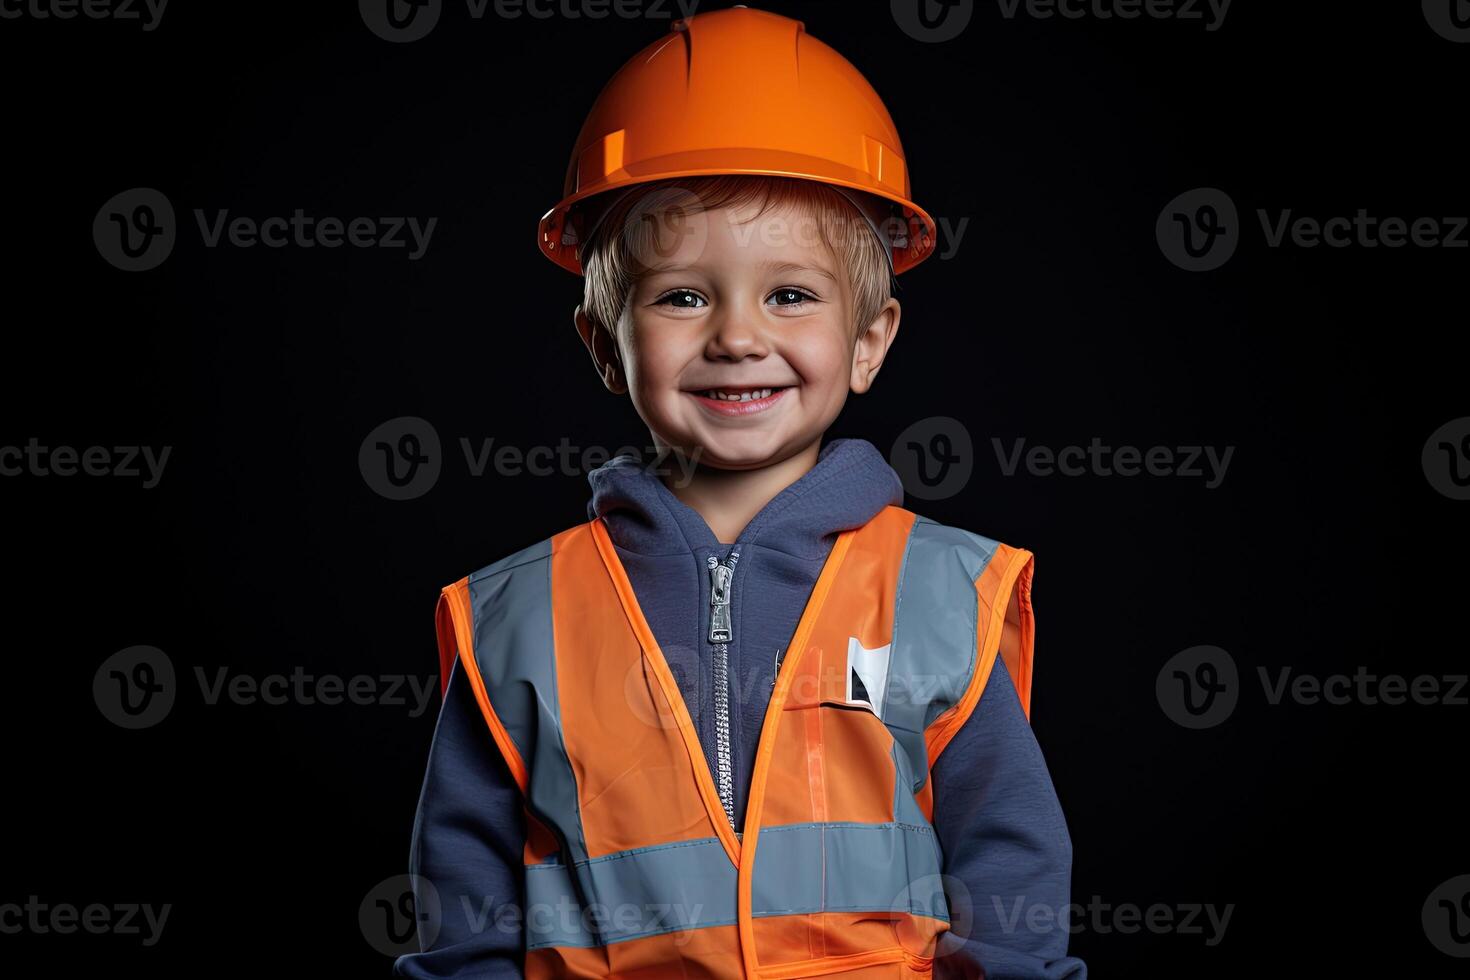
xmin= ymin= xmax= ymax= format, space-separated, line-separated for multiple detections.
xmin=768 ymin=287 xmax=818 ymax=307
xmin=651 ymin=289 xmax=708 ymax=309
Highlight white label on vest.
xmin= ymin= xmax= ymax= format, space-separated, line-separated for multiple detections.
xmin=845 ymin=637 xmax=892 ymax=719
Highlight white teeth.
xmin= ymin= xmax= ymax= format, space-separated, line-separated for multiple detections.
xmin=701 ymin=388 xmax=775 ymax=401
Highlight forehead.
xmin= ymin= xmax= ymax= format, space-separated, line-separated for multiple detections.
xmin=632 ymin=198 xmax=848 ymax=278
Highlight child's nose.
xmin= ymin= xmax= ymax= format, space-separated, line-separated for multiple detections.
xmin=704 ymin=306 xmax=771 ymax=360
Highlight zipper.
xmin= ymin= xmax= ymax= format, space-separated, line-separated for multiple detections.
xmin=707 ymin=549 xmax=740 ymax=832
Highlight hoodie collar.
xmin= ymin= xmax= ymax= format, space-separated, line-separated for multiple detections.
xmin=587 ymin=438 xmax=904 ymax=561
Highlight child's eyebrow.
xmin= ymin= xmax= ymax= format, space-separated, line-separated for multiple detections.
xmin=639 ymin=259 xmax=839 ymax=283
xmin=754 ymin=260 xmax=838 ymax=284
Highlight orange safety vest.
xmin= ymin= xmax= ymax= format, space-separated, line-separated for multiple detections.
xmin=435 ymin=504 xmax=1035 ymax=978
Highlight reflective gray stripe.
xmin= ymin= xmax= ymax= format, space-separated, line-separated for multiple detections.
xmin=522 ymin=823 xmax=947 ymax=950
xmin=752 ymin=822 xmax=948 ymax=920
xmin=468 ymin=537 xmax=590 ymax=864
xmin=885 ymin=517 xmax=1000 ymax=795
xmin=525 ymin=837 xmax=736 ymax=949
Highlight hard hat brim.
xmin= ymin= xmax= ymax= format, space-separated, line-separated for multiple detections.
xmin=537 ymin=151 xmax=938 ymax=277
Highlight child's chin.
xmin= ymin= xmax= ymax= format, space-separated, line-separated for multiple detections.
xmin=686 ymin=438 xmax=793 ymax=471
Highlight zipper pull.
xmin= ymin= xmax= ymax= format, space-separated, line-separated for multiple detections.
xmin=708 ymin=555 xmax=731 ymax=644
xmin=772 ymin=647 xmax=785 ymax=690
xmin=707 ymin=550 xmax=740 ymax=644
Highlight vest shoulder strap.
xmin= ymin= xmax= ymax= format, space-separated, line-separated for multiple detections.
xmin=888 ymin=512 xmax=1036 ymax=797
xmin=434 ymin=532 xmax=559 ymax=790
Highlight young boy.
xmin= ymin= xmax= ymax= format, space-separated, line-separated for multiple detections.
xmin=396 ymin=7 xmax=1083 ymax=978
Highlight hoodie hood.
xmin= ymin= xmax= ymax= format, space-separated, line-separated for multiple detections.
xmin=587 ymin=437 xmax=905 ymax=559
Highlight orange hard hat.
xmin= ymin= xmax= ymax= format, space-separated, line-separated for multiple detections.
xmin=537 ymin=5 xmax=938 ymax=276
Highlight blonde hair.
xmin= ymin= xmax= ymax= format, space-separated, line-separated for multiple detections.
xmin=578 ymin=175 xmax=895 ymax=342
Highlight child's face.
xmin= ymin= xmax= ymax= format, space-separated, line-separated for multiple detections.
xmin=578 ymin=200 xmax=900 ymax=471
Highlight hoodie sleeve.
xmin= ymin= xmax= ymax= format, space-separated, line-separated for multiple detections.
xmin=394 ymin=657 xmax=528 ymax=979
xmin=928 ymin=662 xmax=1087 ymax=980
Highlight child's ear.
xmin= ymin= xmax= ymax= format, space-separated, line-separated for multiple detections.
xmin=574 ymin=304 xmax=628 ymax=395
xmin=850 ymin=297 xmax=901 ymax=395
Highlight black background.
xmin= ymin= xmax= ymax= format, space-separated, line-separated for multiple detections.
xmin=2 ymin=0 xmax=1466 ymax=975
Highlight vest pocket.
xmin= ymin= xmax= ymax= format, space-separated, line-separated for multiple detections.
xmin=820 ymin=699 xmax=904 ymax=826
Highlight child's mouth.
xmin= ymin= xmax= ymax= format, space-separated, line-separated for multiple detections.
xmin=687 ymin=386 xmax=792 ymax=417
